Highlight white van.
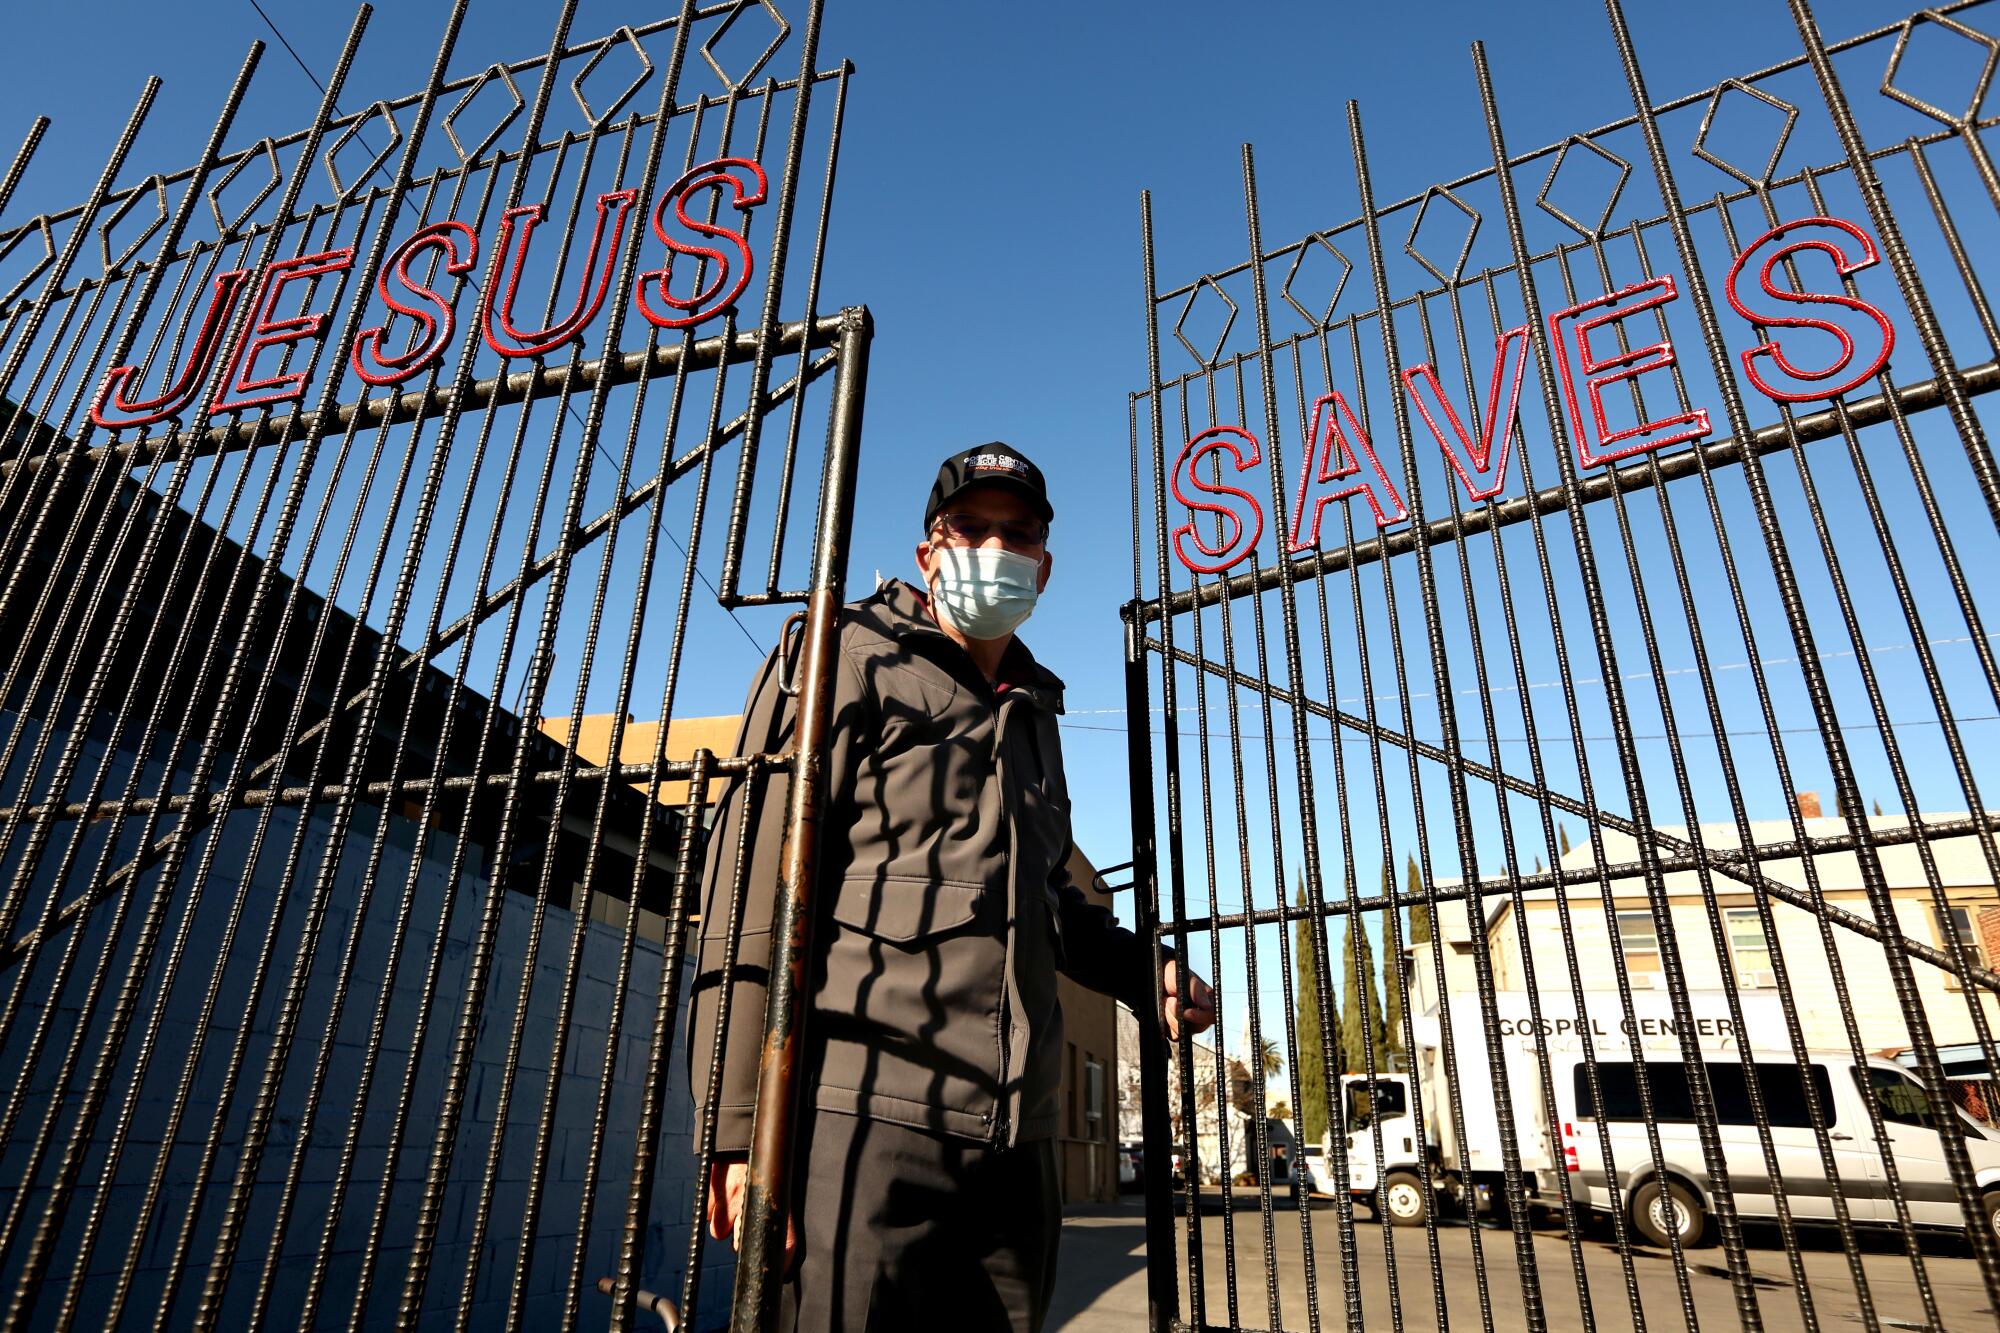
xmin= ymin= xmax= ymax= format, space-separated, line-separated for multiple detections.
xmin=1555 ymin=1050 xmax=2000 ymax=1246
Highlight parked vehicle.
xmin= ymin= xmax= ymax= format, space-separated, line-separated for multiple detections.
xmin=1340 ymin=989 xmax=1789 ymax=1227
xmin=1556 ymin=1049 xmax=2000 ymax=1247
xmin=1299 ymin=1142 xmax=1338 ymax=1197
xmin=1119 ymin=1141 xmax=1145 ymax=1192
xmin=1196 ymin=1112 xmax=1297 ymax=1187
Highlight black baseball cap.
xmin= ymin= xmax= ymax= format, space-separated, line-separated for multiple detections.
xmin=924 ymin=443 xmax=1054 ymax=529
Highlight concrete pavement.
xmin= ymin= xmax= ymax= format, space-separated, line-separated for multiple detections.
xmin=1047 ymin=1194 xmax=1992 ymax=1331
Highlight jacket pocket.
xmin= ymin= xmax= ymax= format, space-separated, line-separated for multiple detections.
xmin=828 ymin=875 xmax=985 ymax=942
xmin=815 ymin=874 xmax=1007 ymax=1123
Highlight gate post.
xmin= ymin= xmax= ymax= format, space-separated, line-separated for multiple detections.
xmin=1122 ymin=601 xmax=1180 ymax=1333
xmin=731 ymin=305 xmax=872 ymax=1332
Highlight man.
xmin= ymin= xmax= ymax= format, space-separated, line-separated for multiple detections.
xmin=689 ymin=443 xmax=1214 ymax=1332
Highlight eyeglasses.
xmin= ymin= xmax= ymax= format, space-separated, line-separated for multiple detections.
xmin=929 ymin=512 xmax=1048 ymax=549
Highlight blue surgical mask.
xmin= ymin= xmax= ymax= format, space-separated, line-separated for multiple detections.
xmin=927 ymin=546 xmax=1042 ymax=641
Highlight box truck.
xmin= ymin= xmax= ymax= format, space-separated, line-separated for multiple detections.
xmin=1337 ymin=989 xmax=1789 ymax=1225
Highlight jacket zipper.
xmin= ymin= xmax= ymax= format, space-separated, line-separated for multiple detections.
xmin=991 ymin=687 xmax=1012 ymax=1148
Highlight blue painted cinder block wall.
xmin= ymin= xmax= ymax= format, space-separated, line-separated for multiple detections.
xmin=0 ymin=780 xmax=731 ymax=1331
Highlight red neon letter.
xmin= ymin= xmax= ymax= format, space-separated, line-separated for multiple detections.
xmin=1725 ymin=216 xmax=1894 ymax=403
xmin=90 ymin=269 xmax=255 ymax=428
xmin=635 ymin=157 xmax=769 ymax=330
xmin=209 ymin=249 xmax=355 ymax=414
xmin=483 ymin=188 xmax=639 ymax=358
xmin=352 ymin=220 xmax=478 ymax=387
xmin=1548 ymin=276 xmax=1712 ymax=468
xmin=1287 ymin=391 xmax=1407 ymax=552
xmin=1170 ymin=426 xmax=1265 ymax=574
xmin=1402 ymin=324 xmax=1530 ymax=503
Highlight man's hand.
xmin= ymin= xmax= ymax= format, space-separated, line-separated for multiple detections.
xmin=1161 ymin=958 xmax=1216 ymax=1039
xmin=704 ymin=1159 xmax=800 ymax=1270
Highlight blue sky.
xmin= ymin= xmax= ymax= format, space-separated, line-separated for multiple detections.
xmin=2 ymin=0 xmax=1995 ymax=1058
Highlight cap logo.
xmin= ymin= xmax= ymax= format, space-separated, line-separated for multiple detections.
xmin=965 ymin=451 xmax=1028 ymax=476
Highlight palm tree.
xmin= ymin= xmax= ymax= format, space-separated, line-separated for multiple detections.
xmin=1258 ymin=1037 xmax=1284 ymax=1078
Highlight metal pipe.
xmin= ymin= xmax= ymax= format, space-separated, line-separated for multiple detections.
xmin=730 ymin=303 xmax=869 ymax=1332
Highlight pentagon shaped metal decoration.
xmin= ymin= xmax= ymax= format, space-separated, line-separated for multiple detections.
xmin=324 ymin=104 xmax=403 ymax=203
xmin=1282 ymin=232 xmax=1351 ymax=329
xmin=0 ymin=215 xmax=55 ymax=309
xmin=1692 ymin=79 xmax=1798 ymax=188
xmin=702 ymin=0 xmax=791 ymax=93
xmin=209 ymin=138 xmax=281 ymax=237
xmin=1535 ymin=135 xmax=1631 ymax=239
xmin=1881 ymin=9 xmax=1998 ymax=128
xmin=1174 ymin=275 xmax=1237 ymax=368
xmin=1404 ymin=185 xmax=1479 ymax=287
xmin=572 ymin=27 xmax=654 ymax=131
xmin=101 ymin=175 xmax=167 ymax=274
xmin=443 ymin=63 xmax=525 ymax=165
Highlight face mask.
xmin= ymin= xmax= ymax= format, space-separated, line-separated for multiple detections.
xmin=926 ymin=545 xmax=1043 ymax=641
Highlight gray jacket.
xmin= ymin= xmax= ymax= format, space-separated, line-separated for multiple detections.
xmin=687 ymin=578 xmax=1155 ymax=1150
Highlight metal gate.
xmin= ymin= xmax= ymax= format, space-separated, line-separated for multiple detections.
xmin=1127 ymin=3 xmax=2000 ymax=1330
xmin=0 ymin=2 xmax=861 ymax=1329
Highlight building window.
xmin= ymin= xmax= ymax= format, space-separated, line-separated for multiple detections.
xmin=1615 ymin=911 xmax=1663 ymax=984
xmin=1934 ymin=906 xmax=1985 ymax=965
xmin=1085 ymin=1058 xmax=1106 ymax=1141
xmin=1934 ymin=905 xmax=1987 ymax=990
xmin=1724 ymin=908 xmax=1776 ymax=989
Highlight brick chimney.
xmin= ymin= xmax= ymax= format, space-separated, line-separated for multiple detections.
xmin=1795 ymin=791 xmax=1822 ymax=819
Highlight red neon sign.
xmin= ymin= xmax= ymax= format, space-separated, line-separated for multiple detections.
xmin=1287 ymin=390 xmax=1406 ymax=552
xmin=1166 ymin=214 xmax=1902 ymax=576
xmin=87 ymin=156 xmax=769 ymax=432
xmin=1402 ymin=323 xmax=1530 ymax=503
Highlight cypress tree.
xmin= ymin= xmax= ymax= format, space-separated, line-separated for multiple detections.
xmin=1340 ymin=916 xmax=1387 ymax=1074
xmin=1294 ymin=882 xmax=1331 ymax=1144
xmin=1406 ymin=853 xmax=1432 ymax=945
xmin=1379 ymin=866 xmax=1406 ymax=1071
xmin=1339 ymin=919 xmax=1364 ymax=1074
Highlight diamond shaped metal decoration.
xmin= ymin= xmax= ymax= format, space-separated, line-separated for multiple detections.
xmin=1692 ymin=79 xmax=1798 ymax=188
xmin=702 ymin=0 xmax=791 ymax=93
xmin=1403 ymin=185 xmax=1480 ymax=287
xmin=443 ymin=63 xmax=525 ymax=164
xmin=0 ymin=215 xmax=55 ymax=308
xmin=324 ymin=104 xmax=403 ymax=203
xmin=209 ymin=138 xmax=281 ymax=236
xmin=1174 ymin=275 xmax=1237 ymax=368
xmin=1881 ymin=9 xmax=1998 ymax=128
xmin=1281 ymin=232 xmax=1351 ymax=329
xmin=1536 ymin=135 xmax=1632 ymax=239
xmin=100 ymin=175 xmax=167 ymax=274
xmin=572 ymin=27 xmax=654 ymax=130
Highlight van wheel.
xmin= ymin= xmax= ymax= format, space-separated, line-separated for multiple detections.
xmin=1381 ymin=1172 xmax=1428 ymax=1226
xmin=1631 ymin=1178 xmax=1704 ymax=1248
xmin=1983 ymin=1190 xmax=2000 ymax=1243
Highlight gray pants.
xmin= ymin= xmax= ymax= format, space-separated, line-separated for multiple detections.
xmin=781 ymin=1112 xmax=1060 ymax=1333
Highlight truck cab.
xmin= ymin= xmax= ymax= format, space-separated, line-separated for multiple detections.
xmin=1338 ymin=1073 xmax=1434 ymax=1224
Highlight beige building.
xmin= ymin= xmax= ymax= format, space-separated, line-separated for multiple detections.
xmin=542 ymin=712 xmax=1120 ymax=1206
xmin=1415 ymin=802 xmax=2000 ymax=1065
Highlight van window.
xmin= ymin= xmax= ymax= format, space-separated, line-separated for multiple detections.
xmin=1858 ymin=1066 xmax=1944 ymax=1131
xmin=1575 ymin=1061 xmax=1835 ymax=1129
xmin=1347 ymin=1080 xmax=1408 ymax=1131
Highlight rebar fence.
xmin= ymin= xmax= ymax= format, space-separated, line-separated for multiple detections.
xmin=1126 ymin=3 xmax=2000 ymax=1331
xmin=0 ymin=2 xmax=863 ymax=1330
